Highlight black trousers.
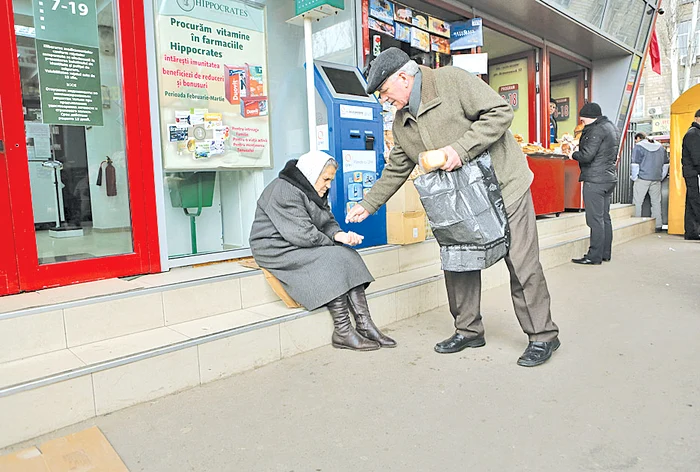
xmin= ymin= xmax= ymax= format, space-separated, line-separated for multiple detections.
xmin=684 ymin=176 xmax=700 ymax=237
xmin=583 ymin=181 xmax=616 ymax=263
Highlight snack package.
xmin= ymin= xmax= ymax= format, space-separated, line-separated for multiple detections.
xmin=418 ymin=149 xmax=447 ymax=173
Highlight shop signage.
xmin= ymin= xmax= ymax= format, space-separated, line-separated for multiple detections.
xmin=498 ymin=84 xmax=519 ymax=111
xmin=33 ymin=0 xmax=104 ymax=126
xmin=340 ymin=104 xmax=374 ymax=121
xmin=295 ymin=0 xmax=344 ymax=16
xmin=450 ymin=17 xmax=483 ymax=51
xmin=156 ymin=0 xmax=270 ymax=170
xmin=554 ymin=97 xmax=570 ymax=120
xmin=652 ymin=117 xmax=670 ymax=133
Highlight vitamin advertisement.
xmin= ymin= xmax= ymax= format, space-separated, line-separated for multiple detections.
xmin=155 ymin=0 xmax=270 ymax=170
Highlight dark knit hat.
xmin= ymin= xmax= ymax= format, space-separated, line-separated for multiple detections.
xmin=695 ymin=109 xmax=700 ymax=118
xmin=580 ymin=102 xmax=602 ymax=119
xmin=365 ymin=47 xmax=410 ymax=94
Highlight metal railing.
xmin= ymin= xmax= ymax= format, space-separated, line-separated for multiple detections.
xmin=613 ymin=122 xmax=637 ymax=204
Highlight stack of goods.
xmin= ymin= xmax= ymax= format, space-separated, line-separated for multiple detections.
xmin=386 ymin=179 xmax=426 ymax=245
xmin=514 ymin=133 xmax=572 ymax=157
xmin=554 ymin=133 xmax=579 ymax=155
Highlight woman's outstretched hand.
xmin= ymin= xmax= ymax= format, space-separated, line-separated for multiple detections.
xmin=334 ymin=231 xmax=365 ymax=246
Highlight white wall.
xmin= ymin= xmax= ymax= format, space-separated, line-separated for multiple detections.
xmin=591 ymin=55 xmax=633 ymax=120
xmin=85 ymin=43 xmax=132 ymax=230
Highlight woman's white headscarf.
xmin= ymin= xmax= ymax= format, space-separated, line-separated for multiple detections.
xmin=296 ymin=150 xmax=336 ymax=186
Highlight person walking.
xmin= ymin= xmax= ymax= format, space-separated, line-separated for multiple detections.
xmin=681 ymin=109 xmax=700 ymax=240
xmin=631 ymin=132 xmax=668 ymax=232
xmin=346 ymin=48 xmax=560 ymax=367
xmin=569 ymin=103 xmax=619 ymax=265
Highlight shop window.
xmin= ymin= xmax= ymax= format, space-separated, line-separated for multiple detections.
xmin=602 ymin=0 xmax=646 ymax=49
xmin=151 ymin=0 xmax=358 ymax=261
xmin=635 ymin=4 xmax=655 ymax=51
xmin=13 ymin=0 xmax=134 ymax=264
xmin=632 ymin=84 xmax=645 ymax=119
xmin=543 ymin=0 xmax=607 ymax=28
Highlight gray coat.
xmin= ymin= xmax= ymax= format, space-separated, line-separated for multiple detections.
xmin=249 ymin=163 xmax=373 ymax=311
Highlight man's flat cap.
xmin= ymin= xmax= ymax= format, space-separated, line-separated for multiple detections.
xmin=365 ymin=47 xmax=410 ymax=94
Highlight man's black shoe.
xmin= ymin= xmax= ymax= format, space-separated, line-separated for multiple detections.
xmin=655 ymin=227 xmax=663 ymax=233
xmin=517 ymin=338 xmax=561 ymax=367
xmin=572 ymin=257 xmax=601 ymax=265
xmin=602 ymin=257 xmax=611 ymax=262
xmin=684 ymin=234 xmax=700 ymax=240
xmin=434 ymin=333 xmax=485 ymax=353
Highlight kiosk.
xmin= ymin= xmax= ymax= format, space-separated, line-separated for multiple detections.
xmin=313 ymin=61 xmax=387 ymax=248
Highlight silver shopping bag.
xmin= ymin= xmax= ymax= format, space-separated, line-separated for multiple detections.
xmin=413 ymin=152 xmax=510 ymax=271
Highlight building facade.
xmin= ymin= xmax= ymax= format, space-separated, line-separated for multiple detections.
xmin=0 ymin=0 xmax=661 ymax=297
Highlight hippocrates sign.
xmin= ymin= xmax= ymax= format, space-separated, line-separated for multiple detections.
xmin=33 ymin=0 xmax=103 ymax=126
xmin=156 ymin=0 xmax=270 ymax=170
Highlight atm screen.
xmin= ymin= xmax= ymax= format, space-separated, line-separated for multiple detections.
xmin=322 ymin=66 xmax=368 ymax=97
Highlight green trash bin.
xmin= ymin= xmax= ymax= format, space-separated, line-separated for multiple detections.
xmin=167 ymin=172 xmax=217 ymax=255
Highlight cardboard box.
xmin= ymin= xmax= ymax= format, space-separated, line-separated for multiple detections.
xmin=0 ymin=427 xmax=128 ymax=472
xmin=246 ymin=64 xmax=265 ymax=97
xmin=224 ymin=65 xmax=246 ymax=105
xmin=240 ymin=96 xmax=268 ymax=118
xmin=386 ymin=180 xmax=423 ymax=213
xmin=387 ymin=211 xmax=427 ymax=245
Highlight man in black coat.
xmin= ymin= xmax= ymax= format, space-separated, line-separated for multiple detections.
xmin=569 ymin=103 xmax=619 ymax=265
xmin=681 ymin=109 xmax=700 ymax=240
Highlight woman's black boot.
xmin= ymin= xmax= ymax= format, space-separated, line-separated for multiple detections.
xmin=327 ymin=295 xmax=380 ymax=351
xmin=347 ymin=286 xmax=397 ymax=348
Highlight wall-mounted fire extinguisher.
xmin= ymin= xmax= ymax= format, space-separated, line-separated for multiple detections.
xmin=96 ymin=156 xmax=117 ymax=197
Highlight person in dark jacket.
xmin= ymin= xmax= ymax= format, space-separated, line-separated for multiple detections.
xmin=569 ymin=103 xmax=619 ymax=265
xmin=681 ymin=109 xmax=700 ymax=240
xmin=249 ymin=150 xmax=396 ymax=351
xmin=631 ymin=132 xmax=669 ymax=232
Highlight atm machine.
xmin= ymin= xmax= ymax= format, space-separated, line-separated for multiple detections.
xmin=313 ymin=60 xmax=387 ymax=249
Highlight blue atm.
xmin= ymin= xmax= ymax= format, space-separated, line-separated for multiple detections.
xmin=313 ymin=61 xmax=387 ymax=248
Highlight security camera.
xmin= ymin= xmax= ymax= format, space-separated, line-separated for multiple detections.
xmin=658 ymin=7 xmax=665 ymax=15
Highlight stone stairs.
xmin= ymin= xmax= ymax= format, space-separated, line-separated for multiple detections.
xmin=0 ymin=205 xmax=654 ymax=448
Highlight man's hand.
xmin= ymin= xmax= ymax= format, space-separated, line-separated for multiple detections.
xmin=439 ymin=145 xmax=463 ymax=171
xmin=346 ymin=205 xmax=370 ymax=224
xmin=334 ymin=231 xmax=364 ymax=246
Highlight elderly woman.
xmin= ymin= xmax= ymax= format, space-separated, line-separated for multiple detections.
xmin=249 ymin=150 xmax=395 ymax=351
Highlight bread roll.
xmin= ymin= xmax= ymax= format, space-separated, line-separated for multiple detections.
xmin=419 ymin=149 xmax=447 ymax=172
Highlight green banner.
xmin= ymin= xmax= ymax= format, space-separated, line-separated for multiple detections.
xmin=36 ymin=39 xmax=104 ymax=126
xmin=33 ymin=0 xmax=99 ymax=47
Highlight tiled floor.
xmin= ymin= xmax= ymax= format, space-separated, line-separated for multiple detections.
xmin=35 ymin=228 xmax=133 ymax=262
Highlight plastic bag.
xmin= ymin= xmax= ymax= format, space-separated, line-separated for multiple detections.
xmin=413 ymin=151 xmax=510 ymax=272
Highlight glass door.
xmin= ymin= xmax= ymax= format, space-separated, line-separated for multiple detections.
xmin=0 ymin=0 xmax=159 ymax=293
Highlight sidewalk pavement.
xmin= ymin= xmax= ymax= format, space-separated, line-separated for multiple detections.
xmin=3 ymin=233 xmax=699 ymax=471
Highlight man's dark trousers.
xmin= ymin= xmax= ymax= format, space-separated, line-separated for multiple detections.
xmin=583 ymin=181 xmax=616 ymax=262
xmin=684 ymin=175 xmax=700 ymax=237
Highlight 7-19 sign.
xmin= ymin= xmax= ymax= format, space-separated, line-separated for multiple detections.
xmin=498 ymin=84 xmax=519 ymax=111
xmin=52 ymin=0 xmax=90 ymax=15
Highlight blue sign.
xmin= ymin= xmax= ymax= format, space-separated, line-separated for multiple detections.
xmin=450 ymin=17 xmax=483 ymax=51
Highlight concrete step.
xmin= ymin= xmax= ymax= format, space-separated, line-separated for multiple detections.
xmin=0 ymin=205 xmax=655 ymax=448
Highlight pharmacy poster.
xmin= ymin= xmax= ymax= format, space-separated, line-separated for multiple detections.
xmin=156 ymin=0 xmax=270 ymax=170
xmin=488 ymin=58 xmax=529 ymax=141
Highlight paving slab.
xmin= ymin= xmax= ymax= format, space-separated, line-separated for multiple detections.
xmin=2 ymin=233 xmax=699 ymax=472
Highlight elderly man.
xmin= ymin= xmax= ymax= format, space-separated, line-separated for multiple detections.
xmin=346 ymin=48 xmax=560 ymax=367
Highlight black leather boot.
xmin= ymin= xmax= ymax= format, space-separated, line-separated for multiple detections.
xmin=327 ymin=295 xmax=380 ymax=351
xmin=347 ymin=286 xmax=397 ymax=348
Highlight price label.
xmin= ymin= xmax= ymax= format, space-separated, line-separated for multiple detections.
xmin=498 ymin=84 xmax=519 ymax=111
